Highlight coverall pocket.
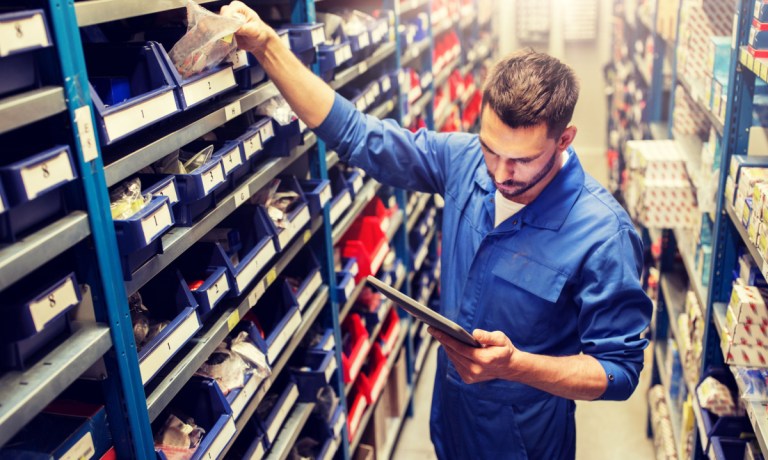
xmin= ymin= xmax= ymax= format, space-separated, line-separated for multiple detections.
xmin=438 ymin=372 xmax=529 ymax=460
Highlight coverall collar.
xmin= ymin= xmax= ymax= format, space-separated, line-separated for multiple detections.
xmin=474 ymin=146 xmax=584 ymax=231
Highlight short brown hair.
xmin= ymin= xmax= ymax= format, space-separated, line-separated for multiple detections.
xmin=482 ymin=49 xmax=579 ymax=138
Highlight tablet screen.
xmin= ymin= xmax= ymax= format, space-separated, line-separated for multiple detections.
xmin=366 ymin=276 xmax=480 ymax=347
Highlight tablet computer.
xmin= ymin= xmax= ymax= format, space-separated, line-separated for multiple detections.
xmin=366 ymin=275 xmax=481 ymax=347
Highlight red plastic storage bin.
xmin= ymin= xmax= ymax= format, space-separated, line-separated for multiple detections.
xmin=341 ymin=313 xmax=371 ymax=384
xmin=341 ymin=218 xmax=390 ymax=284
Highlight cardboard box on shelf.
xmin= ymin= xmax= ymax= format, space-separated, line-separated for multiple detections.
xmin=388 ymin=348 xmax=410 ymax=419
xmin=721 ymin=328 xmax=768 ymax=366
xmin=729 ymin=284 xmax=768 ymax=325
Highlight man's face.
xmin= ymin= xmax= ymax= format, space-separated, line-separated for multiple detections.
xmin=479 ymin=107 xmax=573 ymax=203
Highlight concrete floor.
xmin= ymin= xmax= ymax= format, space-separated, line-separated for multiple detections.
xmin=392 ymin=152 xmax=656 ymax=459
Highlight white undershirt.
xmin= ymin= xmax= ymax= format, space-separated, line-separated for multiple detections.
xmin=493 ymin=151 xmax=570 ymax=228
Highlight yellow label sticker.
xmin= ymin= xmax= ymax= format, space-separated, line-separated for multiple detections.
xmin=221 ymin=34 xmax=235 ymax=44
xmin=303 ymin=229 xmax=312 ymax=243
xmin=761 ymin=62 xmax=768 ymax=82
xmin=266 ymin=268 xmax=277 ymax=285
xmin=227 ymin=310 xmax=241 ymax=331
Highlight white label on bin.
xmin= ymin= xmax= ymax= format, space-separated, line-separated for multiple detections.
xmin=201 ymin=162 xmax=225 ymax=195
xmin=334 ymin=412 xmax=346 ymax=437
xmin=232 ymin=373 xmax=259 ymax=418
xmin=297 ymin=271 xmax=322 ymax=310
xmin=247 ymin=279 xmax=267 ymax=308
xmin=225 ymin=101 xmax=242 ymax=121
xmin=323 ymin=334 xmax=335 ymax=352
xmin=182 ymin=68 xmax=236 ymax=107
xmin=140 ymin=311 xmax=201 ymax=384
xmin=352 ymin=175 xmax=364 ymax=194
xmin=383 ymin=321 xmax=400 ymax=356
xmin=358 ymin=61 xmax=369 ymax=75
xmin=330 ymin=191 xmax=352 ymax=223
xmin=152 ymin=180 xmax=179 ymax=205
xmin=74 ymin=105 xmax=99 ymax=163
xmin=234 ymin=184 xmax=250 ymax=208
xmin=260 ymin=121 xmax=275 ymax=143
xmin=60 ymin=432 xmax=95 ymax=460
xmin=323 ymin=356 xmax=339 ymax=382
xmin=268 ymin=309 xmax=302 ymax=363
xmin=220 ymin=147 xmax=243 ymax=175
xmin=230 ymin=50 xmax=249 ymax=70
xmin=0 ymin=13 xmax=49 ymax=57
xmin=421 ymin=284 xmax=430 ymax=303
xmin=298 ymin=119 xmax=308 ymax=133
xmin=381 ymin=76 xmax=391 ymax=93
xmin=268 ymin=386 xmax=300 ymax=441
xmin=349 ymin=399 xmax=367 ymax=436
xmin=322 ymin=438 xmax=340 ymax=460
xmin=396 ymin=263 xmax=406 ymax=282
xmin=236 ymin=242 xmax=276 ymax=292
xmin=415 ymin=244 xmax=428 ymax=271
xmin=29 ymin=276 xmax=79 ymax=333
xmin=242 ymin=132 xmax=263 ymax=159
xmin=343 ymin=279 xmax=355 ymax=299
xmin=311 ymin=27 xmax=326 ymax=47
xmin=358 ymin=32 xmax=370 ymax=49
xmin=348 ymin=262 xmax=359 ymax=277
xmin=335 ymin=44 xmax=352 ymax=65
xmin=355 ymin=97 xmax=367 ymax=112
xmin=103 ymin=90 xmax=177 ymax=143
xmin=20 ymin=149 xmax=75 ymax=201
xmin=202 ymin=416 xmax=236 ymax=460
xmin=140 ymin=201 xmax=172 ymax=245
xmin=371 ymin=242 xmax=390 ymax=274
xmin=245 ymin=439 xmax=265 ymax=460
xmin=378 ymin=302 xmax=390 ymax=323
xmin=205 ymin=272 xmax=229 ymax=308
xmin=372 ymin=367 xmax=390 ymax=401
xmin=380 ymin=216 xmax=390 ymax=233
xmin=318 ymin=183 xmax=332 ymax=209
xmin=350 ymin=341 xmax=370 ymax=381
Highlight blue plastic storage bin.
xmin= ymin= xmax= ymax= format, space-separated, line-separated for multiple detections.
xmin=244 ymin=281 xmax=302 ymax=364
xmin=113 ymin=195 xmax=174 ymax=280
xmin=143 ymin=148 xmax=226 ymax=226
xmin=317 ymin=41 xmax=353 ymax=81
xmin=328 ymin=168 xmax=353 ymax=225
xmin=254 ymin=377 xmax=300 ymax=449
xmin=294 ymin=410 xmax=343 ymax=460
xmin=0 ymin=271 xmax=81 ymax=370
xmin=216 ymin=114 xmax=275 ymax=173
xmin=195 ymin=203 xmax=278 ymax=297
xmin=225 ymin=361 xmax=264 ymax=420
xmin=255 ymin=175 xmax=311 ymax=251
xmin=290 ymin=349 xmax=338 ymax=401
xmin=147 ymin=28 xmax=238 ymax=110
xmin=0 ymin=10 xmax=52 ymax=97
xmin=136 ymin=270 xmax=201 ymax=385
xmin=281 ymin=23 xmax=326 ymax=53
xmin=298 ymin=178 xmax=331 ymax=218
xmin=155 ymin=378 xmax=235 ymax=460
xmin=282 ymin=249 xmax=323 ymax=311
xmin=335 ymin=271 xmax=356 ymax=304
xmin=84 ymin=42 xmax=181 ymax=145
xmin=710 ymin=437 xmax=747 ymax=459
xmin=228 ymin=418 xmax=266 ymax=459
xmin=0 ymin=145 xmax=77 ymax=242
xmin=141 ymin=175 xmax=180 ymax=212
xmin=173 ymin=253 xmax=231 ymax=323
xmin=311 ymin=328 xmax=336 ymax=353
xmin=267 ymin=117 xmax=304 ymax=157
xmin=203 ymin=140 xmax=246 ymax=197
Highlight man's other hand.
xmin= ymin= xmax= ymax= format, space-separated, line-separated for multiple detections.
xmin=428 ymin=328 xmax=520 ymax=384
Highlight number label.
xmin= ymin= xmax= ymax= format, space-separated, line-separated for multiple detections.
xmin=0 ymin=12 xmax=49 ymax=57
xmin=29 ymin=276 xmax=79 ymax=332
xmin=225 ymin=101 xmax=242 ymax=121
xmin=140 ymin=201 xmax=173 ymax=245
xmin=20 ymin=149 xmax=76 ymax=201
xmin=200 ymin=162 xmax=225 ymax=195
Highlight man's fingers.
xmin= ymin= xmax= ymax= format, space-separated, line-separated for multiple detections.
xmin=428 ymin=327 xmax=474 ymax=355
xmin=473 ymin=329 xmax=509 ymax=347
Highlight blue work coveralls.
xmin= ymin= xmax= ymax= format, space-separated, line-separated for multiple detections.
xmin=314 ymin=94 xmax=652 ymax=459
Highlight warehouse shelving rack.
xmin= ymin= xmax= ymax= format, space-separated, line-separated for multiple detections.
xmin=0 ymin=0 xmax=496 ymax=458
xmin=612 ymin=0 xmax=768 ymax=459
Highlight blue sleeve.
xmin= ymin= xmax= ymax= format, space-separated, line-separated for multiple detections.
xmin=575 ymin=228 xmax=652 ymax=401
xmin=313 ymin=93 xmax=468 ymax=195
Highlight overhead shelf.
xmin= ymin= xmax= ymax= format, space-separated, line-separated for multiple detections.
xmin=739 ymin=46 xmax=768 ymax=85
xmin=0 ymin=86 xmax=67 ymax=135
xmin=330 ymin=43 xmax=397 ymax=91
xmin=0 ymin=322 xmax=112 ymax=446
xmin=124 ymin=132 xmax=316 ymax=295
xmin=103 ymin=82 xmax=281 ymax=187
xmin=75 ymin=0 xmax=218 ymax=26
xmin=676 ymin=74 xmax=723 ymax=135
xmin=145 ymin=217 xmax=324 ymax=421
xmin=403 ymin=90 xmax=434 ymax=127
xmin=218 ymin=287 xmax=329 ymax=458
xmin=0 ymin=211 xmax=90 ymax=292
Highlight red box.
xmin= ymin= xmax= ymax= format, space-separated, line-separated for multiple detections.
xmin=347 ymin=380 xmax=369 ymax=440
xmin=358 ymin=343 xmax=390 ymax=403
xmin=342 ymin=218 xmax=390 ymax=283
xmin=378 ymin=308 xmax=401 ymax=357
xmin=341 ymin=314 xmax=371 ymax=383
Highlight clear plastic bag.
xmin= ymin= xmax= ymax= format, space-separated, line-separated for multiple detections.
xmin=110 ymin=177 xmax=150 ymax=220
xmin=256 ymin=96 xmax=297 ymax=126
xmin=154 ymin=414 xmax=206 ymax=460
xmin=169 ymin=0 xmax=245 ymax=78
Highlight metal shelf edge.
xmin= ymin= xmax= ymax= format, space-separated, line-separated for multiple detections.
xmin=0 ymin=211 xmax=91 ymax=292
xmin=330 ymin=43 xmax=397 ymax=91
xmin=0 ymin=323 xmax=112 ymax=446
xmin=0 ymin=86 xmax=67 ymax=135
xmin=726 ymin=203 xmax=765 ymax=269
xmin=75 ymin=0 xmax=219 ymax=26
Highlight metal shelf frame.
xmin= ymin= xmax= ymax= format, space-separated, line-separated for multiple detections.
xmin=0 ymin=86 xmax=67 ymax=135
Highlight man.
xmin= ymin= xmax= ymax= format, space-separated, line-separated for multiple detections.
xmin=222 ymin=2 xmax=652 ymax=458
